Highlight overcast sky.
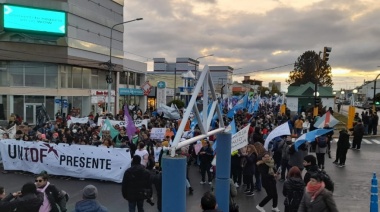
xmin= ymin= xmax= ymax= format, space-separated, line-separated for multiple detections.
xmin=123 ymin=0 xmax=380 ymax=91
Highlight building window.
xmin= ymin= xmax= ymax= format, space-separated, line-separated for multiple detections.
xmin=46 ymin=65 xmax=58 ymax=88
xmin=25 ymin=63 xmax=45 ymax=87
xmin=82 ymin=68 xmax=91 ymax=89
xmin=9 ymin=62 xmax=24 ymax=86
xmin=119 ymin=72 xmax=127 ymax=84
xmin=72 ymin=67 xmax=82 ymax=88
xmin=128 ymin=72 xmax=135 ymax=86
xmin=91 ymin=70 xmax=99 ymax=89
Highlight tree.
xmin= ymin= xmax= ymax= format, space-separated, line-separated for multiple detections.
xmin=167 ymin=99 xmax=185 ymax=109
xmin=286 ymin=50 xmax=333 ymax=86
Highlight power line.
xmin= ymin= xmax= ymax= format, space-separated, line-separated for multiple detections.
xmin=232 ymin=63 xmax=294 ymax=75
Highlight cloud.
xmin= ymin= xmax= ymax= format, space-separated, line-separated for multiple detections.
xmin=124 ymin=0 xmax=380 ymax=90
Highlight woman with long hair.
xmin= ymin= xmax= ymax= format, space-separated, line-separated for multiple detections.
xmin=35 ymin=172 xmax=67 ymax=212
xmin=253 ymin=142 xmax=266 ymax=191
xmin=256 ymin=152 xmax=280 ymax=212
xmin=282 ymin=166 xmax=305 ymax=212
xmin=242 ymin=145 xmax=258 ymax=196
xmin=298 ymin=173 xmax=338 ymax=212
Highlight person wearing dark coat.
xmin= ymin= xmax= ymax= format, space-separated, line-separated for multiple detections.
xmin=351 ymin=120 xmax=365 ymax=150
xmin=151 ymin=170 xmax=162 ymax=212
xmin=1 ymin=182 xmax=43 ymax=212
xmin=333 ymin=128 xmax=351 ymax=167
xmin=74 ymin=185 xmax=108 ymax=212
xmin=373 ymin=112 xmax=379 ymax=135
xmin=242 ymin=145 xmax=257 ymax=196
xmin=256 ymin=152 xmax=280 ymax=212
xmin=298 ymin=173 xmax=338 ymax=212
xmin=199 ymin=141 xmax=214 ymax=184
xmin=251 ymin=127 xmax=264 ymax=144
xmin=303 ymin=155 xmax=319 ymax=185
xmin=283 ymin=166 xmax=305 ymax=212
xmin=35 ymin=172 xmax=67 ymax=212
xmin=122 ymin=155 xmax=152 ymax=212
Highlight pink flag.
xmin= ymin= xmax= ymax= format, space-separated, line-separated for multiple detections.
xmin=124 ymin=105 xmax=136 ymax=140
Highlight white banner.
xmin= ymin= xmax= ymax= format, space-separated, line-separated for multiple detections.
xmin=67 ymin=117 xmax=89 ymax=127
xmin=133 ymin=119 xmax=149 ymax=129
xmin=0 ymin=139 xmax=131 ymax=183
xmin=0 ymin=125 xmax=17 ymax=139
xmin=97 ymin=119 xmax=149 ymax=129
xmin=231 ymin=125 xmax=249 ymax=153
xmin=150 ymin=128 xmax=166 ymax=140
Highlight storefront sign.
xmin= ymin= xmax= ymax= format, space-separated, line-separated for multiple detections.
xmin=2 ymin=4 xmax=66 ymax=35
xmin=157 ymin=87 xmax=167 ymax=106
xmin=119 ymin=88 xmax=144 ymax=96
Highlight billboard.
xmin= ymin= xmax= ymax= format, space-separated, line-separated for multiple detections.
xmin=2 ymin=4 xmax=66 ymax=35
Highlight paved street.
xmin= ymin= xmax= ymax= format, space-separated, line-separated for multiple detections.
xmin=1 ymin=138 xmax=378 ymax=212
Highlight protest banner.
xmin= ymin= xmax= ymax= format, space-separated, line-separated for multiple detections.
xmin=134 ymin=119 xmax=148 ymax=128
xmin=0 ymin=139 xmax=131 ymax=183
xmin=67 ymin=117 xmax=89 ymax=127
xmin=0 ymin=125 xmax=16 ymax=139
xmin=231 ymin=125 xmax=249 ymax=153
xmin=150 ymin=128 xmax=166 ymax=140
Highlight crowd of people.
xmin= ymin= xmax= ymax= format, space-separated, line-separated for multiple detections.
xmin=0 ymin=100 xmax=361 ymax=212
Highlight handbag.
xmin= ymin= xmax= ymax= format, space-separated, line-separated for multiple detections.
xmin=230 ymin=197 xmax=239 ymax=212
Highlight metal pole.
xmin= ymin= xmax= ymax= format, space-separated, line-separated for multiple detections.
xmin=214 ymin=132 xmax=232 ymax=212
xmin=107 ymin=18 xmax=142 ymax=114
xmin=174 ymin=68 xmax=176 ymax=100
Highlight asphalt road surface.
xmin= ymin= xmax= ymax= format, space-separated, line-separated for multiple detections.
xmin=1 ymin=138 xmax=378 ymax=212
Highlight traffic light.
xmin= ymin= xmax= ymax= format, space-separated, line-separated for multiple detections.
xmin=376 ymin=101 xmax=380 ymax=105
xmin=315 ymin=97 xmax=321 ymax=106
xmin=323 ymin=47 xmax=332 ymax=62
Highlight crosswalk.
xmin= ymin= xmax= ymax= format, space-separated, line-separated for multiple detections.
xmin=332 ymin=138 xmax=380 ymax=145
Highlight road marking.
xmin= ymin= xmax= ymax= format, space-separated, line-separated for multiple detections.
xmin=372 ymin=139 xmax=380 ymax=144
xmin=362 ymin=139 xmax=372 ymax=144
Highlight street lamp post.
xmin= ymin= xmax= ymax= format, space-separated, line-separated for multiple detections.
xmin=194 ymin=54 xmax=214 ymax=80
xmin=106 ymin=18 xmax=143 ymax=113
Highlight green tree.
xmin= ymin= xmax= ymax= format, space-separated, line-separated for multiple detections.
xmin=286 ymin=50 xmax=333 ymax=86
xmin=167 ymin=99 xmax=185 ymax=109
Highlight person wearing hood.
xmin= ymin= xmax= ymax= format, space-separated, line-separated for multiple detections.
xmin=74 ymin=185 xmax=107 ymax=212
xmin=283 ymin=166 xmax=305 ymax=212
xmin=298 ymin=173 xmax=338 ymax=212
xmin=303 ymin=155 xmax=319 ymax=185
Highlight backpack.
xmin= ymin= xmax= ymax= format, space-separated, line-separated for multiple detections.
xmin=318 ymin=170 xmax=335 ymax=193
xmin=284 ymin=189 xmax=304 ymax=208
xmin=317 ymin=135 xmax=328 ymax=148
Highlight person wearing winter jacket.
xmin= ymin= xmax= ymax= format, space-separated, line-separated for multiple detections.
xmin=256 ymin=152 xmax=280 ymax=212
xmin=279 ymin=137 xmax=292 ymax=181
xmin=303 ymin=155 xmax=319 ymax=185
xmin=298 ymin=173 xmax=338 ymax=212
xmin=333 ymin=128 xmax=351 ymax=167
xmin=1 ymin=182 xmax=43 ymax=212
xmin=35 ymin=172 xmax=68 ymax=212
xmin=242 ymin=144 xmax=258 ymax=196
xmin=283 ymin=166 xmax=305 ymax=212
xmin=74 ymin=185 xmax=107 ymax=212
